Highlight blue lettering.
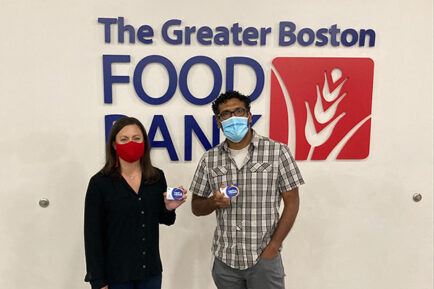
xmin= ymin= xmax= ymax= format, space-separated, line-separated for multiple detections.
xmin=184 ymin=26 xmax=196 ymax=45
xmin=341 ymin=29 xmax=358 ymax=46
xmin=137 ymin=25 xmax=154 ymax=44
xmin=148 ymin=115 xmax=179 ymax=161
xmin=298 ymin=28 xmax=315 ymax=46
xmin=243 ymin=27 xmax=259 ymax=45
xmin=212 ymin=115 xmax=220 ymax=147
xmin=184 ymin=115 xmax=214 ymax=161
xmin=251 ymin=115 xmax=261 ymax=127
xmin=214 ymin=27 xmax=230 ymax=45
xmin=99 ymin=18 xmax=375 ymax=48
xmin=197 ymin=26 xmax=213 ymax=45
xmin=329 ymin=24 xmax=340 ymax=46
xmin=133 ymin=55 xmax=177 ymax=105
xmin=118 ymin=17 xmax=135 ymax=43
xmin=103 ymin=55 xmax=130 ymax=104
xmin=230 ymin=23 xmax=242 ymax=45
xmin=162 ymin=19 xmax=183 ymax=45
xmin=179 ymin=56 xmax=222 ymax=105
xmin=98 ymin=17 xmax=117 ymax=43
xmin=315 ymin=28 xmax=328 ymax=46
xmin=359 ymin=29 xmax=376 ymax=47
xmin=226 ymin=57 xmax=264 ymax=102
xmin=279 ymin=21 xmax=296 ymax=46
xmin=260 ymin=27 xmax=272 ymax=45
xmin=102 ymin=54 xmax=268 ymax=106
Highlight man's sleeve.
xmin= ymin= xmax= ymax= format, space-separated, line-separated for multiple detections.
xmin=189 ymin=155 xmax=212 ymax=197
xmin=277 ymin=145 xmax=305 ymax=193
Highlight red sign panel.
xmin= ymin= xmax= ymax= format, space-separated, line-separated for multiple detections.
xmin=270 ymin=57 xmax=374 ymax=160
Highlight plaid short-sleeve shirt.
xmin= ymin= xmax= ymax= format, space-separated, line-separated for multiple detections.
xmin=189 ymin=130 xmax=304 ymax=270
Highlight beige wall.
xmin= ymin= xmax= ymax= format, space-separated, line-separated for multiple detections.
xmin=0 ymin=0 xmax=432 ymax=288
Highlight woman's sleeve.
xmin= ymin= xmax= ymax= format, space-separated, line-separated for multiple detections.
xmin=158 ymin=170 xmax=176 ymax=226
xmin=84 ymin=177 xmax=107 ymax=289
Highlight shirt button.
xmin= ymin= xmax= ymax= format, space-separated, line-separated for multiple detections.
xmin=236 ymin=226 xmax=241 ymax=231
xmin=138 ymin=197 xmax=142 ymax=201
xmin=142 ymin=237 xmax=145 ymax=241
xmin=141 ymin=211 xmax=145 ymax=215
xmin=142 ymin=265 xmax=146 ymax=269
xmin=141 ymin=224 xmax=146 ymax=228
xmin=142 ymin=251 xmax=146 ymax=255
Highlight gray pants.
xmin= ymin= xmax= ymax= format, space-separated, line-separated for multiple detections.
xmin=211 ymin=254 xmax=285 ymax=289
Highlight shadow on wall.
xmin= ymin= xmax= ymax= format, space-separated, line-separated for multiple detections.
xmin=160 ymin=209 xmax=216 ymax=289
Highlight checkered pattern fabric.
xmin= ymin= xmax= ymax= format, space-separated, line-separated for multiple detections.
xmin=190 ymin=130 xmax=304 ymax=269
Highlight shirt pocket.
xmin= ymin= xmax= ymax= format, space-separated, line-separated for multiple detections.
xmin=248 ymin=162 xmax=274 ymax=194
xmin=208 ymin=166 xmax=231 ymax=192
xmin=249 ymin=162 xmax=272 ymax=173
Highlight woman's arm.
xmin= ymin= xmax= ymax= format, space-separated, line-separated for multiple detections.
xmin=84 ymin=177 xmax=107 ymax=289
xmin=158 ymin=171 xmax=177 ymax=225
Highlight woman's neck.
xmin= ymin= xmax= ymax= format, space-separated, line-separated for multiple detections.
xmin=120 ymin=160 xmax=142 ymax=176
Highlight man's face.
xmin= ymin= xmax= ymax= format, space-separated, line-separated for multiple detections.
xmin=216 ymin=98 xmax=252 ymax=129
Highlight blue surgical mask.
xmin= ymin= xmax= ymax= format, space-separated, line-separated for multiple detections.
xmin=221 ymin=117 xmax=249 ymax=143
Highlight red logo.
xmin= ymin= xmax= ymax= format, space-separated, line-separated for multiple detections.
xmin=270 ymin=57 xmax=374 ymax=160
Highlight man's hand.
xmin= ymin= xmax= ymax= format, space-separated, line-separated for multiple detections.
xmin=261 ymin=188 xmax=299 ymax=259
xmin=260 ymin=240 xmax=280 ymax=259
xmin=213 ymin=185 xmax=231 ymax=209
xmin=191 ymin=185 xmax=231 ymax=216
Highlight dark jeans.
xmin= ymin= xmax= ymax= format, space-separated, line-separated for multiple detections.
xmin=109 ymin=275 xmax=162 ymax=289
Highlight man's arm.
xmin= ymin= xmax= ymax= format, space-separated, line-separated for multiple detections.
xmin=191 ymin=188 xmax=231 ymax=216
xmin=261 ymin=187 xmax=300 ymax=259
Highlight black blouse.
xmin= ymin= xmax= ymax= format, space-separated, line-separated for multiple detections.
xmin=84 ymin=169 xmax=176 ymax=289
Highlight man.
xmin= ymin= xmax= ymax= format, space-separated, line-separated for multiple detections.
xmin=190 ymin=91 xmax=304 ymax=289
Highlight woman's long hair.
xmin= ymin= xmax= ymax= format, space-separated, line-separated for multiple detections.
xmin=101 ymin=116 xmax=159 ymax=184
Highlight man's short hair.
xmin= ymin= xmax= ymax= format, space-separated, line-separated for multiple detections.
xmin=211 ymin=91 xmax=251 ymax=115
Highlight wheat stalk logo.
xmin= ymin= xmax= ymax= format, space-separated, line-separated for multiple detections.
xmin=304 ymin=68 xmax=371 ymax=160
xmin=305 ymin=68 xmax=347 ymax=160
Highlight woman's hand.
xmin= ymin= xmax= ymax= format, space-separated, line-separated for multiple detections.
xmin=164 ymin=186 xmax=187 ymax=211
xmin=101 ymin=286 xmax=108 ymax=289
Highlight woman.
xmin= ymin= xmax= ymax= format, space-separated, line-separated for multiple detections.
xmin=84 ymin=116 xmax=186 ymax=289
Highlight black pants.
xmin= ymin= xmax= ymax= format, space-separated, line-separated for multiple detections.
xmin=109 ymin=275 xmax=162 ymax=289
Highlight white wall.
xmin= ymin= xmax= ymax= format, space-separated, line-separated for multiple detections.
xmin=0 ymin=0 xmax=432 ymax=288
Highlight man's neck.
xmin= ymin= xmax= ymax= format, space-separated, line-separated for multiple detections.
xmin=226 ymin=129 xmax=253 ymax=150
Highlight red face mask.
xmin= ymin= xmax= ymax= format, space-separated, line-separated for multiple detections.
xmin=115 ymin=141 xmax=145 ymax=163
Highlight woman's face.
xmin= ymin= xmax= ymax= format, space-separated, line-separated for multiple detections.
xmin=115 ymin=124 xmax=144 ymax=144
